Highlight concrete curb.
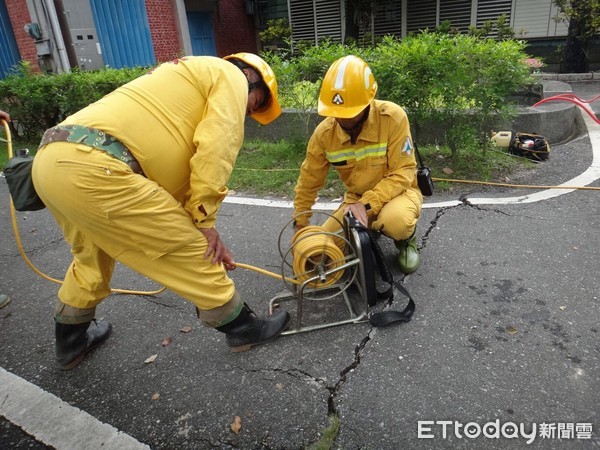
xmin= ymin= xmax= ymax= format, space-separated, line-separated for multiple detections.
xmin=534 ymin=72 xmax=600 ymax=81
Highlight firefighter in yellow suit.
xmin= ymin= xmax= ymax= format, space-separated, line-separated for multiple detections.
xmin=32 ymin=54 xmax=290 ymax=369
xmin=293 ymin=55 xmax=422 ymax=274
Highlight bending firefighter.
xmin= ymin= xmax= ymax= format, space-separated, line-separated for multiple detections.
xmin=32 ymin=54 xmax=290 ymax=370
xmin=293 ymin=55 xmax=423 ymax=274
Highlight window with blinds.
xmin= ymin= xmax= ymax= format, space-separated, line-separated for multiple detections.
xmin=407 ymin=0 xmax=437 ymax=34
xmin=286 ymin=0 xmax=565 ymax=44
xmin=406 ymin=0 xmax=513 ymax=36
xmin=439 ymin=0 xmax=472 ymax=32
xmin=288 ymin=0 xmax=342 ymax=43
xmin=373 ymin=0 xmax=402 ymax=37
xmin=289 ymin=0 xmax=316 ymax=42
xmin=476 ymin=0 xmax=513 ymax=36
xmin=357 ymin=0 xmax=402 ymax=44
xmin=315 ymin=0 xmax=342 ymax=41
xmin=477 ymin=0 xmax=513 ymax=27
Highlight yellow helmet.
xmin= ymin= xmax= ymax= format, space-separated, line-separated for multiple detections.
xmin=224 ymin=52 xmax=281 ymax=125
xmin=318 ymin=55 xmax=377 ymax=119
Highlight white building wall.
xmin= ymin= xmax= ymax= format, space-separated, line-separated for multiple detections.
xmin=513 ymin=0 xmax=568 ymax=38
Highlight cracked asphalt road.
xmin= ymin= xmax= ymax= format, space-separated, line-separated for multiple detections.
xmin=1 ymin=82 xmax=599 ymax=449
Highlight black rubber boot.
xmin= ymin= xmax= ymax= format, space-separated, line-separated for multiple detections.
xmin=55 ymin=319 xmax=112 ymax=370
xmin=216 ymin=304 xmax=290 ymax=352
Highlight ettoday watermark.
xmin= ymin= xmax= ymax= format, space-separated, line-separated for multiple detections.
xmin=417 ymin=420 xmax=593 ymax=445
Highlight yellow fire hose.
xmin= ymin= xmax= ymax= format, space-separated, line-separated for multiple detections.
xmin=431 ymin=177 xmax=600 ymax=191
xmin=2 ymin=120 xmax=347 ymax=294
xmin=2 ymin=119 xmax=167 ymax=295
xmin=237 ymin=226 xmax=346 ymax=288
xmin=4 ymin=119 xmax=598 ymax=297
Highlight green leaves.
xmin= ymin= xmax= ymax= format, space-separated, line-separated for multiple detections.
xmin=0 ymin=65 xmax=148 ymax=140
xmin=263 ymin=32 xmax=532 ymax=158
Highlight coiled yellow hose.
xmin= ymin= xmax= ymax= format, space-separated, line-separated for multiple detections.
xmin=290 ymin=226 xmax=346 ymax=288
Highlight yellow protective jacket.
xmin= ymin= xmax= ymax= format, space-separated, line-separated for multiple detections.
xmin=62 ymin=56 xmax=248 ymax=229
xmin=293 ymin=100 xmax=420 ymax=226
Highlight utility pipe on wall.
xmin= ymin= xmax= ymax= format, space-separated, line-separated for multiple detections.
xmin=42 ymin=0 xmax=70 ymax=73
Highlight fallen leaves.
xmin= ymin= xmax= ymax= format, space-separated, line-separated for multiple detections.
xmin=505 ymin=326 xmax=518 ymax=335
xmin=144 ymin=325 xmax=193 ymax=366
xmin=230 ymin=416 xmax=242 ymax=434
xmin=442 ymin=167 xmax=454 ymax=175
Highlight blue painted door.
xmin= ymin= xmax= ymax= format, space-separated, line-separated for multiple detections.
xmin=90 ymin=0 xmax=156 ymax=68
xmin=187 ymin=12 xmax=217 ymax=56
xmin=0 ymin=0 xmax=20 ymax=78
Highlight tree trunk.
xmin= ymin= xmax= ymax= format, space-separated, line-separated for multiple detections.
xmin=561 ymin=15 xmax=589 ymax=73
xmin=345 ymin=2 xmax=360 ymax=41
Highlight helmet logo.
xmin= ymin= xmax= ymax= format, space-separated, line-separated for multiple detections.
xmin=332 ymin=93 xmax=344 ymax=105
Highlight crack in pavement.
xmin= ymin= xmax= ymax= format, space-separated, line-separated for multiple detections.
xmin=420 ymin=199 xmax=515 ymax=250
xmin=420 ymin=206 xmax=448 ymax=250
xmin=327 ymin=330 xmax=373 ymax=415
xmin=460 ymin=196 xmax=512 ymax=215
xmin=243 ymin=330 xmax=374 ymax=417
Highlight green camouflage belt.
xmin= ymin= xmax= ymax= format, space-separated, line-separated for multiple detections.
xmin=39 ymin=124 xmax=144 ymax=175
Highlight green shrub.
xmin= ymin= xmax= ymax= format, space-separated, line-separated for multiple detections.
xmin=0 ymin=62 xmax=148 ymax=139
xmin=264 ymin=32 xmax=533 ymax=158
xmin=368 ymin=33 xmax=531 ymax=156
xmin=1 ymin=33 xmax=533 ymax=160
xmin=259 ymin=18 xmax=292 ymax=54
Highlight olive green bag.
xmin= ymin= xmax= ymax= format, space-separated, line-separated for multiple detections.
xmin=4 ymin=149 xmax=46 ymax=211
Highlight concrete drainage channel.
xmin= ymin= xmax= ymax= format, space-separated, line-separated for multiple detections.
xmin=513 ymin=79 xmax=581 ymax=144
xmin=245 ymin=73 xmax=599 ymax=146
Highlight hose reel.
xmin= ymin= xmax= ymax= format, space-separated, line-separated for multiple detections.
xmin=270 ymin=212 xmax=370 ymax=334
xmin=289 ymin=226 xmax=346 ymax=288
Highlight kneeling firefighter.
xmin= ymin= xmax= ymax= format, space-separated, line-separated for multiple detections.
xmin=292 ymin=55 xmax=423 ymax=274
xmin=32 ymin=53 xmax=290 ymax=370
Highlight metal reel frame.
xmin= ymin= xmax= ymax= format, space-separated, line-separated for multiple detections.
xmin=269 ymin=217 xmax=371 ymax=335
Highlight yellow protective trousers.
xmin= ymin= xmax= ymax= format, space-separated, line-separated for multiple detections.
xmin=322 ymin=188 xmax=422 ymax=241
xmin=31 ymin=143 xmax=241 ymax=327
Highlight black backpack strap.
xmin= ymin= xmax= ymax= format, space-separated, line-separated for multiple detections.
xmin=367 ymin=229 xmax=394 ymax=301
xmin=346 ymin=216 xmax=416 ymax=327
xmin=353 ymin=225 xmax=379 ymax=306
xmin=368 ymin=282 xmax=416 ymax=327
xmin=365 ymin=229 xmax=416 ymax=327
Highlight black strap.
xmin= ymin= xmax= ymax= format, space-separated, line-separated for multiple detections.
xmin=354 ymin=227 xmax=378 ymax=306
xmin=347 ymin=217 xmax=416 ymax=327
xmin=367 ymin=229 xmax=394 ymax=302
xmin=368 ymin=283 xmax=416 ymax=327
xmin=414 ymin=143 xmax=423 ymax=168
xmin=368 ymin=233 xmax=416 ymax=327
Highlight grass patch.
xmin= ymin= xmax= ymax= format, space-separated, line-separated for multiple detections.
xmin=307 ymin=414 xmax=341 ymax=450
xmin=2 ymin=135 xmax=530 ymax=198
xmin=419 ymin=144 xmax=532 ymax=193
xmin=230 ymin=139 xmax=530 ymax=198
xmin=230 ymin=138 xmax=345 ymax=198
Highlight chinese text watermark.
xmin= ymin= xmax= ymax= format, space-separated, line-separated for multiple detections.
xmin=418 ymin=420 xmax=593 ymax=445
